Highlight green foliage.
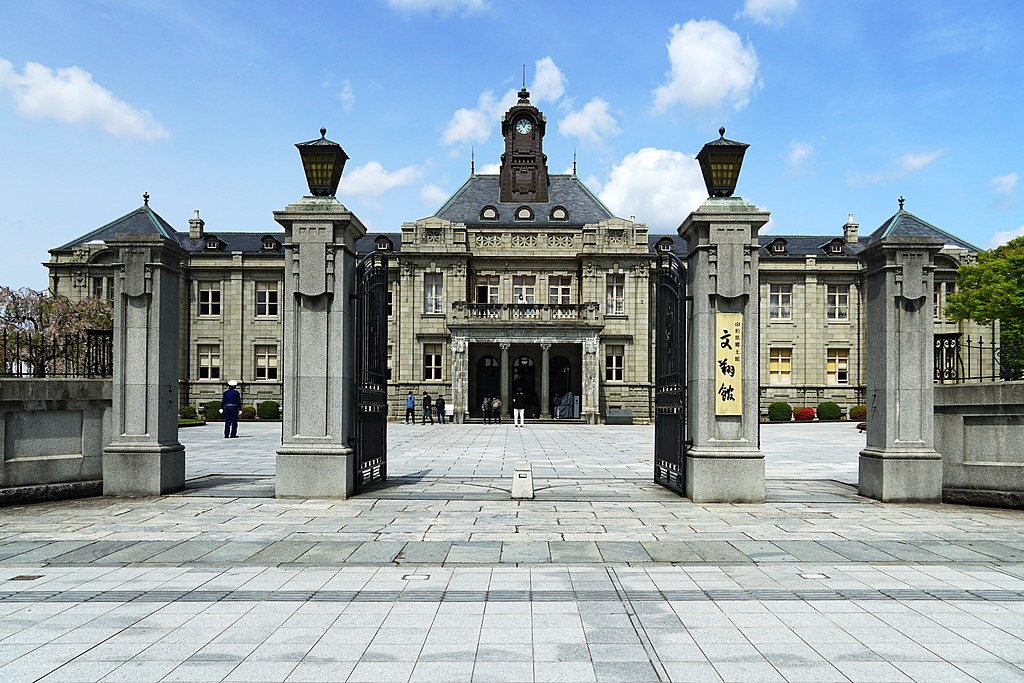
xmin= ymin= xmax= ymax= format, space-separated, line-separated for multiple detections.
xmin=793 ymin=406 xmax=816 ymax=421
xmin=178 ymin=405 xmax=198 ymax=420
xmin=849 ymin=404 xmax=867 ymax=421
xmin=946 ymin=236 xmax=1024 ymax=374
xmin=816 ymin=401 xmax=842 ymax=421
xmin=202 ymin=401 xmax=222 ymax=421
xmin=767 ymin=402 xmax=792 ymax=422
xmin=240 ymin=405 xmax=256 ymax=420
xmin=257 ymin=400 xmax=280 ymax=419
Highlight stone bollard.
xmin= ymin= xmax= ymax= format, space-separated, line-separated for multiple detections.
xmin=512 ymin=461 xmax=534 ymax=499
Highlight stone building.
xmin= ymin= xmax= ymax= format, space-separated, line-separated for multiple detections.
xmin=46 ymin=96 xmax=987 ymax=422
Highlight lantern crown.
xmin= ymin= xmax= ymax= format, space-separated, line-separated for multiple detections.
xmin=295 ymin=127 xmax=349 ymax=197
xmin=695 ymin=127 xmax=750 ymax=198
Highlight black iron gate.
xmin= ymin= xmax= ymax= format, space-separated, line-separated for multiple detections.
xmin=654 ymin=251 xmax=689 ymax=495
xmin=354 ymin=251 xmax=389 ymax=489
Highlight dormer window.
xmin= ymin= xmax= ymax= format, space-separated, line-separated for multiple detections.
xmin=261 ymin=236 xmax=280 ymax=252
xmin=481 ymin=206 xmax=498 ymax=220
xmin=515 ymin=206 xmax=534 ymax=221
xmin=205 ymin=237 xmax=222 ymax=252
xmin=829 ymin=243 xmax=844 ymax=254
xmin=656 ymin=238 xmax=673 ymax=252
xmin=769 ymin=239 xmax=788 ymax=255
xmin=375 ymin=236 xmax=394 ymax=252
xmin=550 ymin=206 xmax=568 ymax=221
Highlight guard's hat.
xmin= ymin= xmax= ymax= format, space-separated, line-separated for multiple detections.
xmin=228 ymin=380 xmax=238 ymax=387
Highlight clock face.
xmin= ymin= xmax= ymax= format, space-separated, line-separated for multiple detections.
xmin=515 ymin=118 xmax=532 ymax=134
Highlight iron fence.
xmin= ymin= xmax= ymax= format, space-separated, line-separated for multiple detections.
xmin=934 ymin=333 xmax=1023 ymax=383
xmin=0 ymin=329 xmax=113 ymax=378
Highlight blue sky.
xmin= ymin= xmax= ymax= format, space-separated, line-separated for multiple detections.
xmin=1 ymin=0 xmax=1022 ymax=290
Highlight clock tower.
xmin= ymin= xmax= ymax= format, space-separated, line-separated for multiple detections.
xmin=499 ymin=87 xmax=549 ymax=203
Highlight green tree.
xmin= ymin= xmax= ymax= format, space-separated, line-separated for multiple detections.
xmin=945 ymin=236 xmax=1024 ymax=378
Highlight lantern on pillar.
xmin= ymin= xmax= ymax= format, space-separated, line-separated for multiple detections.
xmin=295 ymin=128 xmax=349 ymax=197
xmin=696 ymin=127 xmax=749 ymax=198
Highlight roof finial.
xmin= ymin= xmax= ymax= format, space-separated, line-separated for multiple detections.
xmin=898 ymin=195 xmax=905 ymax=210
xmin=573 ymin=147 xmax=577 ymax=177
xmin=471 ymin=147 xmax=475 ymax=177
xmin=143 ymin=192 xmax=150 ymax=206
xmin=719 ymin=126 xmax=726 ymax=138
xmin=522 ymin=64 xmax=526 ymax=89
xmin=320 ymin=127 xmax=327 ymax=138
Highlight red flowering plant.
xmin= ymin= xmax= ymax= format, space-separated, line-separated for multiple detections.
xmin=793 ymin=407 xmax=816 ymax=422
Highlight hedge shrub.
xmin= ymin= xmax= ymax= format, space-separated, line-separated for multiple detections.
xmin=793 ymin=406 xmax=816 ymax=421
xmin=178 ymin=405 xmax=198 ymax=420
xmin=816 ymin=401 xmax=842 ymax=421
xmin=849 ymin=404 xmax=867 ymax=421
xmin=257 ymin=400 xmax=280 ymax=419
xmin=202 ymin=401 xmax=222 ymax=421
xmin=767 ymin=402 xmax=792 ymax=422
xmin=240 ymin=405 xmax=257 ymax=420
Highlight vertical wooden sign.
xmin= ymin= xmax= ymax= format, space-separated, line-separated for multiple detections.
xmin=715 ymin=313 xmax=742 ymax=416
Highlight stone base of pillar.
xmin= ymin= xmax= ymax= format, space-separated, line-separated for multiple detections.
xmin=858 ymin=448 xmax=942 ymax=502
xmin=103 ymin=444 xmax=185 ymax=496
xmin=686 ymin=448 xmax=765 ymax=503
xmin=276 ymin=446 xmax=355 ymax=499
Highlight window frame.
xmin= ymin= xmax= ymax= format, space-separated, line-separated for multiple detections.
xmin=423 ymin=343 xmax=443 ymax=380
xmin=254 ymin=344 xmax=279 ymax=382
xmin=768 ymin=347 xmax=792 ymax=385
xmin=826 ymin=284 xmax=849 ymax=321
xmin=255 ymin=281 xmax=279 ymax=318
xmin=198 ymin=282 xmax=222 ymax=317
xmin=606 ymin=273 xmax=625 ymax=316
xmin=198 ymin=344 xmax=221 ymax=381
xmin=768 ymin=284 xmax=792 ymax=321
xmin=826 ymin=348 xmax=849 ymax=386
xmin=424 ymin=272 xmax=444 ymax=314
xmin=513 ymin=275 xmax=536 ymax=304
xmin=476 ymin=275 xmax=500 ymax=304
xmin=548 ymin=276 xmax=572 ymax=305
xmin=605 ymin=344 xmax=625 ymax=382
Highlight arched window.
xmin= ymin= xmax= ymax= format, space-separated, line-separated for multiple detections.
xmin=515 ymin=206 xmax=534 ymax=221
xmin=550 ymin=206 xmax=568 ymax=221
xmin=480 ymin=206 xmax=499 ymax=220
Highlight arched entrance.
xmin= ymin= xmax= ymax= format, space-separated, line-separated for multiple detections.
xmin=512 ymin=355 xmax=538 ymax=417
xmin=475 ymin=355 xmax=499 ymax=416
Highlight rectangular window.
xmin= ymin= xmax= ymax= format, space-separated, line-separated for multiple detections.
xmin=513 ymin=276 xmax=535 ymax=304
xmin=548 ymin=276 xmax=572 ymax=305
xmin=606 ymin=274 xmax=625 ymax=315
xmin=934 ymin=283 xmax=941 ymax=319
xmin=424 ymin=273 xmax=443 ymax=314
xmin=826 ymin=348 xmax=849 ymax=385
xmin=198 ymin=344 xmax=221 ymax=380
xmin=605 ymin=344 xmax=624 ymax=381
xmin=769 ymin=284 xmax=792 ymax=320
xmin=198 ymin=282 xmax=221 ymax=317
xmin=254 ymin=344 xmax=278 ymax=381
xmin=423 ymin=343 xmax=443 ymax=380
xmin=92 ymin=277 xmax=104 ymax=301
xmin=826 ymin=285 xmax=849 ymax=321
xmin=387 ymin=290 xmax=393 ymax=317
xmin=256 ymin=281 xmax=279 ymax=317
xmin=91 ymin=276 xmax=115 ymax=306
xmin=476 ymin=276 xmax=499 ymax=303
xmin=386 ymin=345 xmax=392 ymax=381
xmin=768 ymin=348 xmax=792 ymax=385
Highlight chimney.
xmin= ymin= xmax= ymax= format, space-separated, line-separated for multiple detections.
xmin=843 ymin=212 xmax=858 ymax=244
xmin=189 ymin=209 xmax=205 ymax=240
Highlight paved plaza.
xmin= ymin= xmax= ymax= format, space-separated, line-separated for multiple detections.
xmin=2 ymin=423 xmax=1024 ymax=682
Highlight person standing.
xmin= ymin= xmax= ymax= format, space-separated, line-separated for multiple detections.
xmin=490 ymin=396 xmax=502 ymax=424
xmin=423 ymin=392 xmax=433 ymax=424
xmin=512 ymin=388 xmax=526 ymax=428
xmin=220 ymin=380 xmax=242 ymax=438
xmin=482 ymin=394 xmax=491 ymax=424
xmin=436 ymin=395 xmax=447 ymax=424
xmin=405 ymin=392 xmax=415 ymax=424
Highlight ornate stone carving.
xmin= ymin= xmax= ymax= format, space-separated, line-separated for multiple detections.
xmin=72 ymin=270 xmax=86 ymax=288
xmin=475 ymin=234 xmax=502 ymax=248
xmin=452 ymin=337 xmax=468 ymax=354
xmin=453 ymin=262 xmax=466 ymax=278
xmin=511 ymin=234 xmax=538 ymax=248
xmin=424 ymin=228 xmax=444 ymax=244
xmin=547 ymin=234 xmax=573 ymax=249
xmin=607 ymin=229 xmax=625 ymax=244
xmin=499 ymin=342 xmax=511 ymax=351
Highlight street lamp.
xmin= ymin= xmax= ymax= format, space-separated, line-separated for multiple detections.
xmin=295 ymin=127 xmax=349 ymax=197
xmin=695 ymin=127 xmax=749 ymax=198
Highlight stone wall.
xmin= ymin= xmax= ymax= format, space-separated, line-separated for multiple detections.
xmin=0 ymin=379 xmax=111 ymax=503
xmin=935 ymin=381 xmax=1024 ymax=508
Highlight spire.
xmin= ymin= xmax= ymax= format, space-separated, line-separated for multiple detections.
xmin=573 ymin=147 xmax=577 ymax=177
xmin=143 ymin=192 xmax=150 ymax=207
xmin=471 ymin=147 xmax=475 ymax=177
xmin=898 ymin=195 xmax=905 ymax=210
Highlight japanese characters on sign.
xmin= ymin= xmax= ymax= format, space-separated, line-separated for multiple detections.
xmin=715 ymin=313 xmax=742 ymax=416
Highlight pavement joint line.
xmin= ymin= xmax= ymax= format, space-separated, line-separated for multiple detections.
xmin=607 ymin=566 xmax=671 ymax=682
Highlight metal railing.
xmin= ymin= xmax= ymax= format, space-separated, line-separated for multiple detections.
xmin=0 ymin=329 xmax=113 ymax=378
xmin=450 ymin=302 xmax=600 ymax=322
xmin=934 ymin=333 xmax=1023 ymax=383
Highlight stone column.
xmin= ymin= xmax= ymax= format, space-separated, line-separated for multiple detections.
xmin=859 ymin=237 xmax=944 ymax=502
xmin=273 ymin=196 xmax=366 ymax=499
xmin=451 ymin=336 xmax=468 ymax=424
xmin=581 ymin=335 xmax=600 ymax=425
xmin=499 ymin=342 xmax=510 ymax=420
xmin=103 ymin=235 xmax=187 ymax=496
xmin=679 ymin=197 xmax=769 ymax=503
xmin=540 ymin=343 xmax=551 ymax=418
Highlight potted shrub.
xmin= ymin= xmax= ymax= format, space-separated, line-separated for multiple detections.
xmin=257 ymin=400 xmax=280 ymax=420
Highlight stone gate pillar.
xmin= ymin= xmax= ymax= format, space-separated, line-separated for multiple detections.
xmin=274 ymin=197 xmax=366 ymax=498
xmin=581 ymin=335 xmax=600 ymax=425
xmin=103 ymin=235 xmax=186 ymax=496
xmin=859 ymin=237 xmax=943 ymax=502
xmin=680 ymin=198 xmax=769 ymax=503
xmin=451 ymin=336 xmax=468 ymax=424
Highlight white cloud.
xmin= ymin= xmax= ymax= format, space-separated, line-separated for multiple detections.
xmin=386 ymin=0 xmax=488 ymax=14
xmin=599 ymin=148 xmax=707 ymax=230
xmin=738 ymin=0 xmax=798 ymax=26
xmin=338 ymin=79 xmax=354 ymax=112
xmin=441 ymin=57 xmax=566 ymax=146
xmin=0 ymin=59 xmax=168 ymax=140
xmin=786 ymin=139 xmax=813 ymax=171
xmin=991 ymin=172 xmax=1019 ymax=195
xmin=477 ymin=162 xmax=500 ymax=174
xmin=652 ymin=20 xmax=760 ymax=114
xmin=558 ymin=97 xmax=620 ymax=144
xmin=339 ymin=161 xmax=421 ymax=198
xmin=420 ymin=184 xmax=449 ymax=205
xmin=849 ymin=148 xmax=948 ymax=186
xmin=986 ymin=225 xmax=1024 ymax=248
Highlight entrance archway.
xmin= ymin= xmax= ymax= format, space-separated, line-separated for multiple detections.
xmin=512 ymin=355 xmax=538 ymax=417
xmin=475 ymin=355 xmax=499 ymax=416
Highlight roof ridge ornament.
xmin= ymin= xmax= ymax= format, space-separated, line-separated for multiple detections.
xmin=898 ymin=195 xmax=905 ymax=210
xmin=143 ymin=192 xmax=150 ymax=207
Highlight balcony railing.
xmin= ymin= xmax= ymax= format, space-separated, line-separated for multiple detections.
xmin=451 ymin=302 xmax=601 ymax=323
xmin=1 ymin=329 xmax=114 ymax=379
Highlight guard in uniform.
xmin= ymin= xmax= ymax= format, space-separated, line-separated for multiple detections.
xmin=221 ymin=380 xmax=242 ymax=438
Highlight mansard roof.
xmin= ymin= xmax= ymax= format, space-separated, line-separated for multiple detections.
xmin=866 ymin=209 xmax=980 ymax=251
xmin=433 ymin=174 xmax=614 ymax=227
xmin=51 ymin=203 xmax=177 ymax=252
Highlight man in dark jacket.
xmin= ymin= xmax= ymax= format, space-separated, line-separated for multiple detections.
xmin=435 ymin=395 xmax=447 ymax=424
xmin=512 ymin=388 xmax=527 ymax=428
xmin=423 ymin=392 xmax=433 ymax=424
xmin=221 ymin=380 xmax=242 ymax=438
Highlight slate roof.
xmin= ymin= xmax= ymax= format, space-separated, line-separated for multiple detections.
xmin=51 ymin=204 xmax=178 ymax=252
xmin=647 ymin=234 xmax=870 ymax=259
xmin=866 ymin=209 xmax=980 ymax=251
xmin=433 ymin=174 xmax=614 ymax=227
